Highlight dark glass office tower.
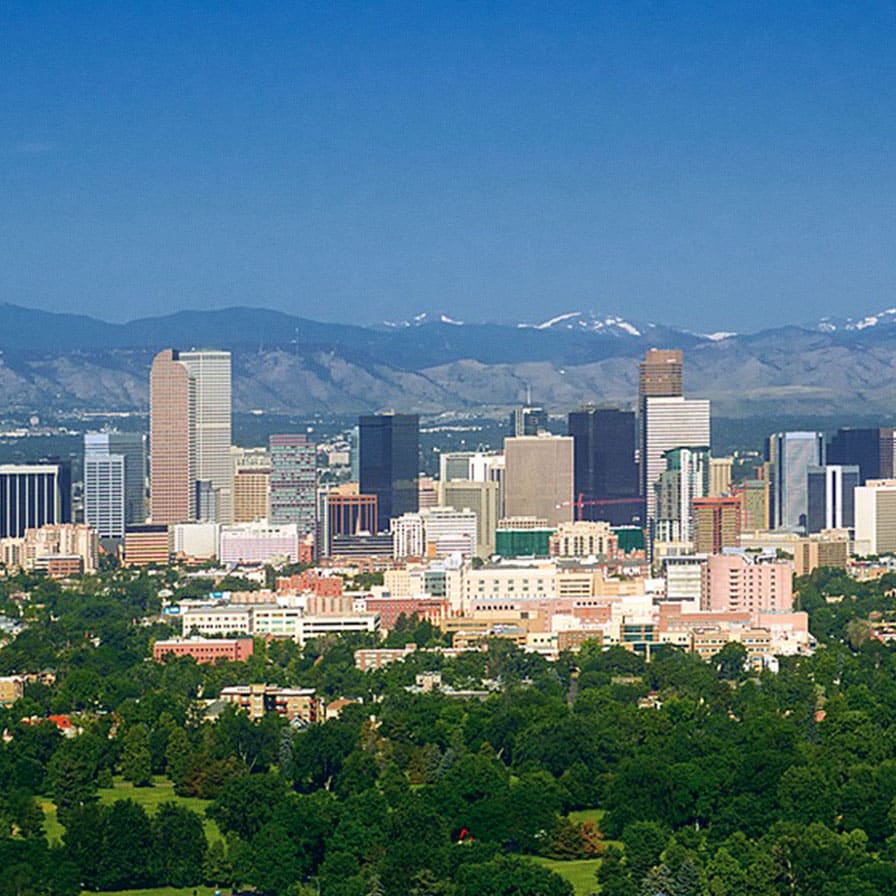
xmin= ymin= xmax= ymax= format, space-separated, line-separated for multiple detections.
xmin=827 ymin=428 xmax=896 ymax=484
xmin=568 ymin=408 xmax=641 ymax=525
xmin=807 ymin=465 xmax=859 ymax=534
xmin=509 ymin=405 xmax=549 ymax=437
xmin=0 ymin=461 xmax=71 ymax=538
xmin=359 ymin=414 xmax=419 ymax=532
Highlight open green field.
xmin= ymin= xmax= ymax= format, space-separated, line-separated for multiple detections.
xmin=531 ymin=857 xmax=602 ymax=896
xmin=43 ymin=776 xmax=222 ymax=844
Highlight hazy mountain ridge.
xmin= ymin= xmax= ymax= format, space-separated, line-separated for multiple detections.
xmin=1 ymin=302 xmax=896 ymax=418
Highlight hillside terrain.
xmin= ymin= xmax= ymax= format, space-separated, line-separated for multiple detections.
xmin=1 ymin=302 xmax=895 ymax=417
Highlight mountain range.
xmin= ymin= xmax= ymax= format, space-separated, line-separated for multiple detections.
xmin=1 ymin=302 xmax=895 ymax=419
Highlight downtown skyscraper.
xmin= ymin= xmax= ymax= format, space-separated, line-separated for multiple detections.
xmin=150 ymin=349 xmax=232 ymax=525
xmin=567 ymin=407 xmax=640 ymax=525
xmin=359 ymin=414 xmax=419 ymax=533
xmin=84 ymin=431 xmax=146 ymax=538
xmin=269 ymin=434 xmax=317 ymax=539
xmin=767 ymin=432 xmax=824 ymax=533
xmin=642 ymin=397 xmax=711 ymax=523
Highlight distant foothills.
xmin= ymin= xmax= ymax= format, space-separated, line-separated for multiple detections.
xmin=2 ymin=301 xmax=896 ymax=418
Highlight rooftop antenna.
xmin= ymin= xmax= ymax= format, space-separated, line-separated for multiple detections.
xmin=526 ymin=383 xmax=532 ymax=405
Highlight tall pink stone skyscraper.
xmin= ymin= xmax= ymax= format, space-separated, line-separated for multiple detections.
xmin=149 ymin=349 xmax=196 ymax=524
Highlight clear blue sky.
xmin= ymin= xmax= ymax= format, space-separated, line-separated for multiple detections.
xmin=3 ymin=2 xmax=895 ymax=330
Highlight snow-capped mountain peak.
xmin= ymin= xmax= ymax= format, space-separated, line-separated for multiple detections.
xmin=382 ymin=311 xmax=464 ymax=328
xmin=815 ymin=308 xmax=896 ymax=332
xmin=518 ymin=311 xmax=643 ymax=336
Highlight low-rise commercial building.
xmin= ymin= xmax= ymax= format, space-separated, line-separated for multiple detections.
xmin=153 ymin=637 xmax=254 ymax=664
xmin=219 ymin=684 xmax=321 ymax=723
xmin=124 ymin=525 xmax=170 ymax=566
xmin=0 ymin=676 xmax=24 ymax=705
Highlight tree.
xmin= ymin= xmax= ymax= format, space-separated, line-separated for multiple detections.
xmin=596 ymin=846 xmax=633 ymax=896
xmin=96 ymin=799 xmax=153 ymax=890
xmin=705 ymin=847 xmax=748 ymax=896
xmin=164 ymin=724 xmax=193 ymax=784
xmin=714 ymin=642 xmax=748 ymax=680
xmin=203 ymin=838 xmax=232 ymax=888
xmin=207 ymin=772 xmax=287 ymax=840
xmin=846 ymin=618 xmax=873 ymax=650
xmin=673 ymin=857 xmax=705 ymax=896
xmin=47 ymin=746 xmax=98 ymax=827
xmin=639 ymin=864 xmax=676 ymax=896
xmin=63 ymin=803 xmax=105 ymax=888
xmin=456 ymin=855 xmax=573 ymax=896
xmin=0 ymin=838 xmax=79 ymax=896
xmin=120 ymin=723 xmax=153 ymax=786
xmin=150 ymin=802 xmax=208 ymax=886
xmin=623 ymin=820 xmax=669 ymax=882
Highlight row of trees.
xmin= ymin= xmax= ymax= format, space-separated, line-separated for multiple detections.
xmin=4 ymin=563 xmax=896 ymax=893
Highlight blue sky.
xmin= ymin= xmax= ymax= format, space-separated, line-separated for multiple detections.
xmin=3 ymin=2 xmax=896 ymax=330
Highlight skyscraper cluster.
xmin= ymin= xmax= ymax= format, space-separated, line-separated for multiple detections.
xmin=62 ymin=340 xmax=896 ymax=573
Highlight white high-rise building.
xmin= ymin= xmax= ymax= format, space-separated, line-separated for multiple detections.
xmin=422 ymin=506 xmax=477 ymax=557
xmin=392 ymin=507 xmax=478 ymax=559
xmin=85 ymin=432 xmax=146 ymax=527
xmin=178 ymin=351 xmax=233 ymax=524
xmin=854 ymin=479 xmax=896 ymax=556
xmin=642 ymin=397 xmax=711 ymax=522
xmin=84 ymin=452 xmax=125 ymax=539
xmin=392 ymin=513 xmax=425 ymax=559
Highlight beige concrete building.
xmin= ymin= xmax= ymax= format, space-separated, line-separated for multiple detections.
xmin=219 ymin=684 xmax=320 ymax=723
xmin=737 ymin=478 xmax=770 ymax=531
xmin=793 ymin=530 xmax=850 ymax=576
xmin=5 ymin=523 xmax=100 ymax=574
xmin=693 ymin=496 xmax=741 ymax=555
xmin=504 ymin=435 xmax=574 ymax=527
xmin=709 ymin=456 xmax=734 ymax=496
xmin=549 ymin=520 xmax=617 ymax=558
xmin=0 ymin=676 xmax=24 ymax=705
xmin=463 ymin=563 xmax=558 ymax=604
xmin=441 ymin=479 xmax=501 ymax=558
xmin=854 ymin=480 xmax=896 ymax=556
xmin=123 ymin=525 xmax=171 ymax=566
xmin=232 ymin=447 xmax=271 ymax=523
xmin=639 ymin=349 xmax=683 ymax=401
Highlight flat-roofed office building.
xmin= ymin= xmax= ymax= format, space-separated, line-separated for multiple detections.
xmin=504 ymin=434 xmax=574 ymax=528
xmin=0 ymin=462 xmax=71 ymax=538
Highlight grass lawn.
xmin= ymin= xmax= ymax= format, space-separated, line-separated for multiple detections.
xmin=42 ymin=776 xmax=223 ymax=844
xmin=531 ymin=857 xmax=602 ymax=896
xmin=98 ymin=776 xmax=222 ymax=843
xmin=82 ymin=887 xmax=219 ymax=896
xmin=39 ymin=799 xmax=64 ymax=844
